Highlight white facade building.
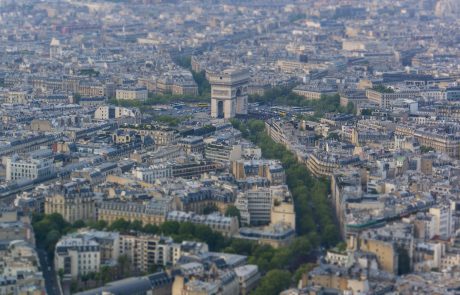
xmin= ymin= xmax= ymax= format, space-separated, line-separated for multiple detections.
xmin=429 ymin=205 xmax=454 ymax=239
xmin=132 ymin=164 xmax=173 ymax=183
xmin=116 ymin=87 xmax=148 ymax=101
xmin=54 ymin=237 xmax=101 ymax=279
xmin=236 ymin=188 xmax=272 ymax=226
xmin=5 ymin=149 xmax=55 ymax=181
xmin=94 ymin=105 xmax=140 ymax=120
xmin=49 ymin=38 xmax=62 ymax=59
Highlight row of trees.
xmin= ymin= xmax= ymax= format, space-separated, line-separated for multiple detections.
xmin=192 ymin=70 xmax=211 ymax=97
xmin=34 ymin=212 xmax=321 ymax=295
xmin=249 ymin=86 xmax=354 ymax=118
xmin=231 ymin=119 xmax=340 ymax=246
xmin=76 ymin=223 xmax=314 ymax=294
xmin=108 ymin=55 xmax=211 ymax=110
xmin=420 ymin=145 xmax=435 ymax=153
xmin=372 ymin=84 xmax=395 ymax=93
xmin=108 ymin=92 xmax=207 ymax=108
xmin=32 ymin=213 xmax=74 ymax=257
xmin=33 ymin=212 xmax=318 ymax=294
xmin=108 ymin=54 xmax=211 ymax=111
xmin=171 ymin=54 xmax=211 ymax=97
xmin=230 ymin=119 xmax=342 ymax=294
xmin=152 ymin=114 xmax=185 ymax=127
xmin=31 ymin=213 xmax=228 ymax=257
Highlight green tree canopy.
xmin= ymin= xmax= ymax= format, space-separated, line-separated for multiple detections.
xmin=253 ymin=269 xmax=291 ymax=295
xmin=203 ymin=204 xmax=219 ymax=215
xmin=160 ymin=221 xmax=180 ymax=235
xmin=73 ymin=220 xmax=86 ymax=228
xmin=109 ymin=219 xmax=131 ymax=232
xmin=143 ymin=224 xmax=159 ymax=235
xmin=225 ymin=205 xmax=241 ymax=225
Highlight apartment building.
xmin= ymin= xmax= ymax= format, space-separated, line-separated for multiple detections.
xmin=366 ymin=89 xmax=419 ymax=108
xmin=6 ymin=90 xmax=31 ymax=104
xmin=121 ymin=124 xmax=179 ymax=146
xmin=205 ymin=143 xmax=242 ymax=164
xmin=120 ymin=235 xmax=176 ymax=272
xmin=236 ymin=188 xmax=272 ymax=226
xmin=98 ymin=200 xmax=169 ymax=226
xmin=179 ymin=136 xmax=205 ymax=154
xmin=166 ymin=211 xmax=239 ymax=237
xmin=94 ymin=105 xmax=140 ymax=121
xmin=132 ymin=164 xmax=173 ymax=183
xmin=234 ymin=265 xmax=261 ymax=295
xmin=0 ymin=240 xmax=45 ymax=295
xmin=5 ymin=149 xmax=55 ymax=182
xmin=231 ymin=159 xmax=286 ymax=186
xmin=429 ymin=205 xmax=454 ymax=239
xmin=119 ymin=234 xmax=207 ymax=272
xmin=77 ymin=82 xmax=107 ymax=98
xmin=44 ymin=181 xmax=96 ymax=223
xmin=0 ymin=208 xmax=36 ymax=244
xmin=395 ymin=126 xmax=460 ymax=158
xmin=54 ymin=236 xmax=100 ymax=279
xmin=116 ymin=87 xmax=148 ymax=101
xmin=293 ymin=85 xmax=337 ymax=100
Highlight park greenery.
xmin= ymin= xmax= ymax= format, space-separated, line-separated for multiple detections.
xmin=32 ymin=213 xmax=74 ymax=257
xmin=77 ymin=68 xmax=100 ymax=77
xmin=372 ymin=84 xmax=395 ymax=93
xmin=249 ymin=86 xmax=354 ymax=118
xmin=225 ymin=205 xmax=242 ymax=226
xmin=172 ymin=55 xmax=192 ymax=69
xmin=152 ymin=114 xmax=185 ymax=127
xmin=420 ymin=145 xmax=435 ymax=153
xmin=254 ymin=270 xmax=291 ymax=295
xmin=108 ymin=92 xmax=208 ymax=110
xmin=360 ymin=108 xmax=374 ymax=116
xmin=192 ymin=70 xmax=211 ymax=97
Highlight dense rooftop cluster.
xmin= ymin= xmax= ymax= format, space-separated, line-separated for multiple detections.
xmin=0 ymin=0 xmax=459 ymax=294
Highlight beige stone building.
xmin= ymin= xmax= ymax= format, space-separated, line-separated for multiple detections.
xmin=121 ymin=124 xmax=179 ymax=146
xmin=30 ymin=119 xmax=53 ymax=132
xmin=44 ymin=181 xmax=96 ymax=223
xmin=116 ymin=87 xmax=148 ymax=101
xmin=395 ymin=126 xmax=460 ymax=158
xmin=97 ymin=201 xmax=167 ymax=226
xmin=6 ymin=90 xmax=31 ymax=104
